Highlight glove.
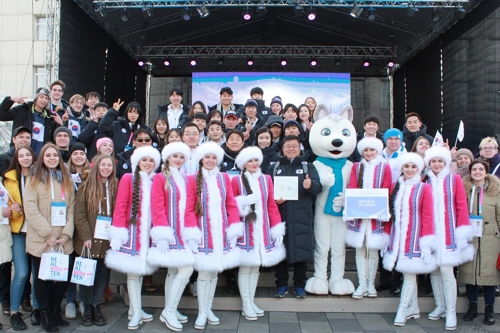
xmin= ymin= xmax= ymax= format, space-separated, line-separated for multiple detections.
xmin=229 ymin=237 xmax=238 ymax=249
xmin=156 ymin=239 xmax=169 ymax=253
xmin=333 ymin=192 xmax=345 ymax=212
xmin=186 ymin=239 xmax=199 ymax=254
xmin=378 ymin=212 xmax=391 ymax=222
xmin=110 ymin=238 xmax=122 ymax=251
xmin=421 ymin=249 xmax=432 ymax=265
xmin=457 ymin=238 xmax=468 ymax=250
xmin=322 ymin=173 xmax=335 ymax=187
xmin=242 ymin=193 xmax=260 ymax=206
xmin=274 ymin=235 xmax=283 ymax=248
xmin=342 ymin=208 xmax=353 ymax=222
xmin=380 ymin=247 xmax=388 ymax=258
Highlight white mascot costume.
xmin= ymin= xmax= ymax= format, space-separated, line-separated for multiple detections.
xmin=305 ymin=104 xmax=356 ymax=295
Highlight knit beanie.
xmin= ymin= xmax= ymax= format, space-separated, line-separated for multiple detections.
xmin=96 ymin=137 xmax=113 ymax=151
xmin=69 ymin=142 xmax=87 ymax=156
xmin=383 ymin=128 xmax=403 ymax=144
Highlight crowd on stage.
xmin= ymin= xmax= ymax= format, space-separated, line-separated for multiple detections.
xmin=0 ymin=79 xmax=498 ymax=332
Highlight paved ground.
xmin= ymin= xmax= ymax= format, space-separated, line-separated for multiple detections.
xmin=0 ymin=295 xmax=499 ymax=333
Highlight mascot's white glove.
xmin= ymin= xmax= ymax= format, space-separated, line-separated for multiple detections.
xmin=322 ymin=173 xmax=335 ymax=188
xmin=332 ymin=192 xmax=345 ymax=213
xmin=156 ymin=239 xmax=169 ymax=253
xmin=342 ymin=208 xmax=353 ymax=222
xmin=378 ymin=213 xmax=391 ymax=223
xmin=457 ymin=238 xmax=468 ymax=251
xmin=380 ymin=247 xmax=388 ymax=258
xmin=229 ymin=237 xmax=238 ymax=249
xmin=421 ymin=249 xmax=432 ymax=265
xmin=110 ymin=238 xmax=122 ymax=251
xmin=243 ymin=193 xmax=260 ymax=206
xmin=274 ymin=235 xmax=283 ymax=248
xmin=186 ymin=239 xmax=199 ymax=254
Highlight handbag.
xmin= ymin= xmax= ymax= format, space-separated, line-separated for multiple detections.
xmin=38 ymin=246 xmax=69 ymax=282
xmin=497 ymin=253 xmax=500 ymax=271
xmin=70 ymin=248 xmax=97 ymax=286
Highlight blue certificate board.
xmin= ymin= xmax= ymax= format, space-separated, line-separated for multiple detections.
xmin=344 ymin=189 xmax=389 ymax=219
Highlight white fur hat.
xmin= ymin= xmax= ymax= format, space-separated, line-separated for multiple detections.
xmin=130 ymin=146 xmax=161 ymax=171
xmin=357 ymin=137 xmax=384 ymax=155
xmin=235 ymin=147 xmax=263 ymax=170
xmin=161 ymin=142 xmax=191 ymax=163
xmin=194 ymin=142 xmax=224 ymax=165
xmin=396 ymin=152 xmax=425 ymax=175
xmin=424 ymin=146 xmax=452 ymax=166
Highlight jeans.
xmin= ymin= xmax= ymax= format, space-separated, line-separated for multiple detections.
xmin=79 ymin=258 xmax=107 ymax=307
xmin=466 ymin=284 xmax=496 ymax=306
xmin=10 ymin=234 xmax=38 ymax=312
xmin=275 ymin=260 xmax=307 ymax=288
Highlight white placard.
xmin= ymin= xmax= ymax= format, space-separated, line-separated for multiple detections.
xmin=273 ymin=176 xmax=299 ymax=201
xmin=469 ymin=215 xmax=482 ymax=238
xmin=94 ymin=216 xmax=112 ymax=240
xmin=344 ymin=188 xmax=389 ymax=219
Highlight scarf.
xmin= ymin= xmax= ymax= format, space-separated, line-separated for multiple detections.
xmin=316 ymin=156 xmax=347 ymax=216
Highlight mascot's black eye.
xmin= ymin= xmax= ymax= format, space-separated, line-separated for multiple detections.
xmin=321 ymin=128 xmax=331 ymax=136
xmin=342 ymin=129 xmax=350 ymax=137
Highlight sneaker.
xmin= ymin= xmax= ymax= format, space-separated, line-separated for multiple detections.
xmin=274 ymin=286 xmax=289 ymax=298
xmin=20 ymin=299 xmax=33 ymax=312
xmin=9 ymin=312 xmax=27 ymax=331
xmin=294 ymin=287 xmax=307 ymax=298
xmin=65 ymin=302 xmax=76 ymax=319
xmin=2 ymin=302 xmax=10 ymax=316
xmin=189 ymin=282 xmax=198 ymax=297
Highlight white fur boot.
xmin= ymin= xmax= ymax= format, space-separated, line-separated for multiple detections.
xmin=406 ymin=288 xmax=420 ymax=320
xmin=160 ymin=277 xmax=189 ymax=332
xmin=443 ymin=280 xmax=457 ymax=331
xmin=393 ymin=279 xmax=415 ymax=327
xmin=367 ymin=255 xmax=378 ymax=298
xmin=238 ymin=273 xmax=258 ymax=320
xmin=249 ymin=272 xmax=264 ymax=316
xmin=428 ymin=275 xmax=446 ymax=320
xmin=207 ymin=277 xmax=220 ymax=325
xmin=127 ymin=278 xmax=144 ymax=330
xmin=194 ymin=280 xmax=209 ymax=330
xmin=163 ymin=271 xmax=188 ymax=323
xmin=352 ymin=256 xmax=367 ymax=299
xmin=128 ymin=276 xmax=153 ymax=323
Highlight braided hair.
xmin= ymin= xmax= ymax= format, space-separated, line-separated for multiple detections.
xmin=195 ymin=160 xmax=204 ymax=217
xmin=389 ymin=180 xmax=401 ymax=223
xmin=162 ymin=160 xmax=171 ymax=191
xmin=241 ymin=169 xmax=257 ymax=223
xmin=357 ymin=163 xmax=364 ymax=188
xmin=128 ymin=165 xmax=141 ymax=225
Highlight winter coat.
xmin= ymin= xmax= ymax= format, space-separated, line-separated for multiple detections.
xmin=105 ymin=172 xmax=157 ymax=276
xmin=0 ymin=97 xmax=59 ymax=155
xmin=3 ymin=170 xmax=24 ymax=233
xmin=157 ymin=104 xmax=190 ymax=129
xmin=348 ymin=131 xmax=385 ymax=163
xmin=66 ymin=107 xmax=88 ymax=143
xmin=99 ymin=107 xmax=149 ymax=154
xmin=345 ymin=160 xmax=392 ymax=250
xmin=231 ymin=170 xmax=286 ymax=267
xmin=73 ymin=181 xmax=113 ymax=259
xmin=459 ymin=174 xmax=500 ymax=286
xmin=402 ymin=124 xmax=433 ymax=152
xmin=477 ymin=154 xmax=500 ymax=179
xmin=115 ymin=148 xmax=135 ymax=179
xmin=383 ymin=176 xmax=437 ymax=274
xmin=425 ymin=169 xmax=474 ymax=267
xmin=78 ymin=119 xmax=105 ymax=161
xmin=147 ymin=168 xmax=201 ymax=268
xmin=184 ymin=168 xmax=243 ymax=273
xmin=265 ymin=153 xmax=321 ymax=263
xmin=24 ymin=175 xmax=75 ymax=257
xmin=220 ymin=145 xmax=242 ymax=172
xmin=260 ymin=144 xmax=280 ymax=172
xmin=0 ymin=147 xmax=14 ymax=176
xmin=0 ymin=225 xmax=12 ymax=264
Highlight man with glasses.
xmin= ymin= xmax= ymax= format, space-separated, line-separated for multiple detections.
xmin=478 ymin=137 xmax=500 ymax=178
xmin=266 ymin=135 xmax=321 ymax=298
xmin=116 ymin=129 xmax=154 ymax=179
xmin=182 ymin=122 xmax=201 ymax=176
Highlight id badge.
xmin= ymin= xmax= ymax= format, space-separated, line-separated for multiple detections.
xmin=226 ymin=170 xmax=239 ymax=179
xmin=51 ymin=202 xmax=67 ymax=227
xmin=469 ymin=215 xmax=483 ymax=238
xmin=124 ymin=145 xmax=133 ymax=152
xmin=94 ymin=215 xmax=112 ymax=240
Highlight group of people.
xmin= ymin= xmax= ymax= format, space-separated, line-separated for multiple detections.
xmin=0 ymin=80 xmax=498 ymax=332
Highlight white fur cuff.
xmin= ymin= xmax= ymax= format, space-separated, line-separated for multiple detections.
xmin=150 ymin=226 xmax=175 ymax=243
xmin=235 ymin=196 xmax=252 ymax=217
xmin=181 ymin=227 xmax=202 ymax=243
xmin=226 ymin=222 xmax=244 ymax=240
xmin=455 ymin=224 xmax=475 ymax=241
xmin=108 ymin=226 xmax=128 ymax=244
xmin=270 ymin=222 xmax=286 ymax=240
xmin=419 ymin=234 xmax=437 ymax=252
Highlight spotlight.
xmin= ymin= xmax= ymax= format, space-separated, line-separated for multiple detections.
xmin=294 ymin=5 xmax=304 ymax=17
xmin=310 ymin=58 xmax=317 ymax=66
xmin=163 ymin=59 xmax=170 ymax=66
xmin=242 ymin=7 xmax=252 ymax=20
xmin=363 ymin=60 xmax=370 ymax=67
xmin=247 ymin=58 xmax=254 ymax=66
xmin=407 ymin=5 xmax=418 ymax=17
xmin=120 ymin=9 xmax=129 ymax=22
xmin=182 ymin=8 xmax=191 ymax=21
xmin=280 ymin=58 xmax=287 ymax=66
xmin=142 ymin=5 xmax=153 ymax=18
xmin=334 ymin=58 xmax=341 ymax=66
xmin=367 ymin=8 xmax=376 ymax=21
xmin=387 ymin=60 xmax=395 ymax=68
xmin=197 ymin=4 xmax=210 ymax=18
xmin=350 ymin=3 xmax=363 ymax=18
xmin=457 ymin=6 xmax=467 ymax=19
xmin=190 ymin=59 xmax=197 ymax=66
xmin=137 ymin=59 xmax=145 ymax=66
xmin=306 ymin=7 xmax=316 ymax=21
xmin=95 ymin=5 xmax=106 ymax=18
xmin=431 ymin=9 xmax=440 ymax=22
xmin=217 ymin=57 xmax=224 ymax=65
xmin=257 ymin=6 xmax=267 ymax=17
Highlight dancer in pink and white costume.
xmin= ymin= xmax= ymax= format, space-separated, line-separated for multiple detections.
xmin=232 ymin=147 xmax=286 ymax=320
xmin=383 ymin=153 xmax=436 ymax=326
xmin=184 ymin=142 xmax=243 ymax=330
xmin=147 ymin=142 xmax=202 ymax=332
xmin=345 ymin=138 xmax=392 ymax=299
xmin=423 ymin=146 xmax=474 ymax=331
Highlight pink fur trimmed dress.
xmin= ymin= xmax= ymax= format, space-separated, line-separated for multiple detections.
xmin=345 ymin=160 xmax=392 ymax=250
xmin=184 ymin=168 xmax=243 ymax=273
xmin=231 ymin=170 xmax=286 ymax=267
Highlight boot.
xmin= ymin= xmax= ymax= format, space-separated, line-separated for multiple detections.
xmin=207 ymin=277 xmax=220 ymax=325
xmin=52 ymin=306 xmax=69 ymax=327
xmin=249 ymin=272 xmax=264 ymax=316
xmin=41 ymin=309 xmax=59 ymax=332
xmin=484 ymin=305 xmax=495 ymax=325
xmin=238 ymin=273 xmax=258 ymax=320
xmin=406 ymin=288 xmax=420 ymax=320
xmin=127 ymin=277 xmax=153 ymax=323
xmin=82 ymin=304 xmax=94 ymax=326
xmin=352 ymin=256 xmax=367 ymax=299
xmin=30 ymin=309 xmax=41 ymax=326
xmin=127 ymin=278 xmax=145 ymax=330
xmin=393 ymin=279 xmax=416 ymax=326
xmin=463 ymin=302 xmax=477 ymax=321
xmin=164 ymin=271 xmax=189 ymax=324
xmin=443 ymin=279 xmax=457 ymax=331
xmin=428 ymin=275 xmax=446 ymax=320
xmin=160 ymin=277 xmax=189 ymax=332
xmin=194 ymin=280 xmax=210 ymax=330
xmin=367 ymin=255 xmax=378 ymax=298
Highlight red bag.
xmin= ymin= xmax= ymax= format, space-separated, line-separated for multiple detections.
xmin=497 ymin=253 xmax=500 ymax=270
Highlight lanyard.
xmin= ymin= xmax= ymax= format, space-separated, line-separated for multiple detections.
xmin=50 ymin=173 xmax=65 ymax=201
xmin=470 ymin=185 xmax=484 ymax=215
xmin=21 ymin=175 xmax=25 ymax=198
xmin=127 ymin=132 xmax=133 ymax=146
xmin=98 ymin=181 xmax=110 ymax=216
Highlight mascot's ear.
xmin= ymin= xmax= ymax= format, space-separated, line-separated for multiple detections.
xmin=313 ymin=104 xmax=330 ymax=122
xmin=339 ymin=104 xmax=354 ymax=122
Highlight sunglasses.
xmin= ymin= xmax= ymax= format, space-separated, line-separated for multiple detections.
xmin=135 ymin=138 xmax=151 ymax=143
